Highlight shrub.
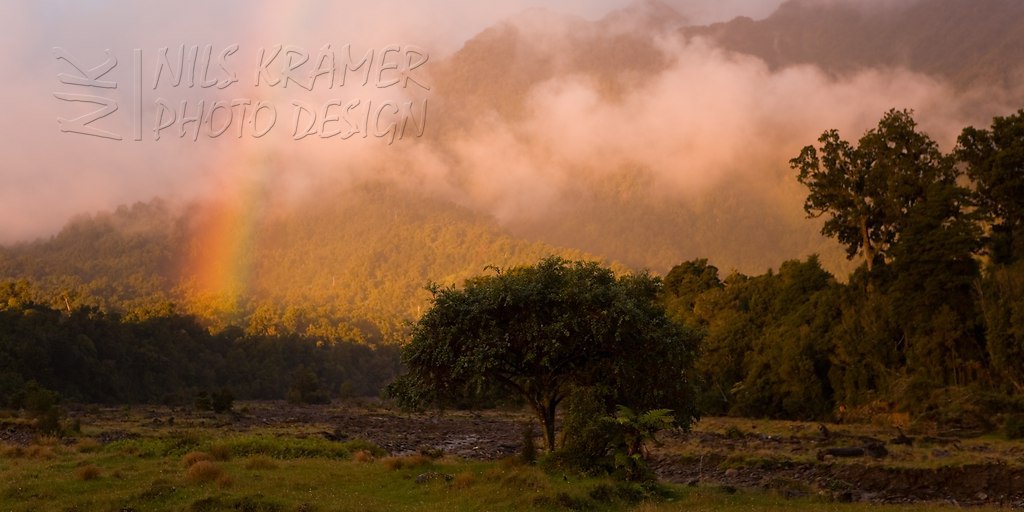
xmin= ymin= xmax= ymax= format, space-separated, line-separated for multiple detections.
xmin=287 ymin=369 xmax=331 ymax=405
xmin=724 ymin=426 xmax=745 ymax=440
xmin=211 ymin=389 xmax=234 ymax=414
xmin=555 ymin=387 xmax=616 ymax=473
xmin=16 ymin=381 xmax=59 ymax=414
xmin=520 ymin=425 xmax=537 ymax=465
xmin=194 ymin=392 xmax=213 ymax=412
xmin=35 ymin=407 xmax=63 ymax=435
xmin=185 ymin=461 xmax=223 ymax=484
xmin=1005 ymin=414 xmax=1024 ymax=440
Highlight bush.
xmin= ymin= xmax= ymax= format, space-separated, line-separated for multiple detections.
xmin=520 ymin=425 xmax=537 ymax=464
xmin=13 ymin=381 xmax=63 ymax=434
xmin=555 ymin=387 xmax=616 ymax=472
xmin=211 ymin=389 xmax=234 ymax=413
xmin=287 ymin=370 xmax=331 ymax=405
xmin=1005 ymin=414 xmax=1024 ymax=439
xmin=551 ymin=388 xmax=671 ymax=482
xmin=194 ymin=392 xmax=213 ymax=412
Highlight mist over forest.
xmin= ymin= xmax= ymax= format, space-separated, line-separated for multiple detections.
xmin=3 ymin=0 xmax=1024 ymax=421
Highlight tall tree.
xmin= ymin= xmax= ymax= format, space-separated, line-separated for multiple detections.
xmin=956 ymin=109 xmax=1024 ymax=265
xmin=386 ymin=257 xmax=700 ymax=451
xmin=791 ymin=109 xmax=957 ymax=272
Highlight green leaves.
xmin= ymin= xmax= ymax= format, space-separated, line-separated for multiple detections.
xmin=956 ymin=109 xmax=1024 ymax=264
xmin=387 ymin=256 xmax=699 ymax=450
xmin=792 ymin=109 xmax=959 ymax=271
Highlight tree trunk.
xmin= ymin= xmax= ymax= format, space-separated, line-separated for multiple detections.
xmin=861 ymin=216 xmax=874 ymax=272
xmin=530 ymin=399 xmax=558 ymax=452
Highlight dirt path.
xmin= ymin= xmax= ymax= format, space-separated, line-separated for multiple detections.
xmin=233 ymin=402 xmax=533 ymax=460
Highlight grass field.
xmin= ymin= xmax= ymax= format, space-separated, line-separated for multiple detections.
xmin=0 ymin=404 xmax=1017 ymax=511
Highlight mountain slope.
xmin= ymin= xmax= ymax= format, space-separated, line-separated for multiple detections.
xmin=686 ymin=0 xmax=1024 ymax=92
xmin=0 ymin=184 xmax=606 ymax=341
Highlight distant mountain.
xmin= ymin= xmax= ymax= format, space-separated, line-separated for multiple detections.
xmin=686 ymin=0 xmax=1024 ymax=92
xmin=0 ymin=184 xmax=603 ymax=341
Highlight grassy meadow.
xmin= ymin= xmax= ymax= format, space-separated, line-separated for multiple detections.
xmin=0 ymin=404 xmax=1015 ymax=511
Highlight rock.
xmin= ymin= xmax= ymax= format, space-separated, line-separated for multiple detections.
xmin=864 ymin=443 xmax=889 ymax=458
xmin=834 ymin=490 xmax=854 ymax=503
xmin=818 ymin=447 xmax=865 ymax=461
xmin=891 ymin=428 xmax=912 ymax=446
xmin=724 ymin=468 xmax=739 ymax=478
xmin=418 ymin=445 xmax=444 ymax=458
xmin=414 ymin=472 xmax=454 ymax=484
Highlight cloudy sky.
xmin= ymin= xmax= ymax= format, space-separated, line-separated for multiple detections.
xmin=0 ymin=0 xmax=799 ymax=243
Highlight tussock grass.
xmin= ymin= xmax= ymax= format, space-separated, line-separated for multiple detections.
xmin=25 ymin=445 xmax=55 ymax=459
xmin=353 ymin=449 xmax=374 ymax=463
xmin=214 ymin=436 xmax=382 ymax=460
xmin=0 ymin=443 xmax=23 ymax=458
xmin=381 ymin=454 xmax=431 ymax=470
xmin=215 ymin=473 xmax=234 ymax=489
xmin=33 ymin=435 xmax=61 ymax=447
xmin=244 ymin=455 xmax=279 ymax=470
xmin=182 ymin=451 xmax=213 ymax=468
xmin=74 ymin=464 xmax=101 ymax=481
xmin=208 ymin=443 xmax=231 ymax=461
xmin=450 ymin=471 xmax=476 ymax=489
xmin=74 ymin=438 xmax=101 ymax=453
xmin=184 ymin=460 xmax=223 ymax=484
xmin=483 ymin=464 xmax=550 ymax=491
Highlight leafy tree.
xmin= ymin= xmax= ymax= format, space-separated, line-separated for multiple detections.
xmin=287 ymin=368 xmax=330 ymax=405
xmin=791 ymin=109 xmax=957 ymax=272
xmin=887 ymin=178 xmax=982 ymax=384
xmin=957 ymin=109 xmax=1024 ymax=264
xmin=979 ymin=263 xmax=1024 ymax=393
xmin=662 ymin=259 xmax=723 ymax=328
xmin=386 ymin=256 xmax=700 ymax=451
xmin=827 ymin=272 xmax=903 ymax=407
